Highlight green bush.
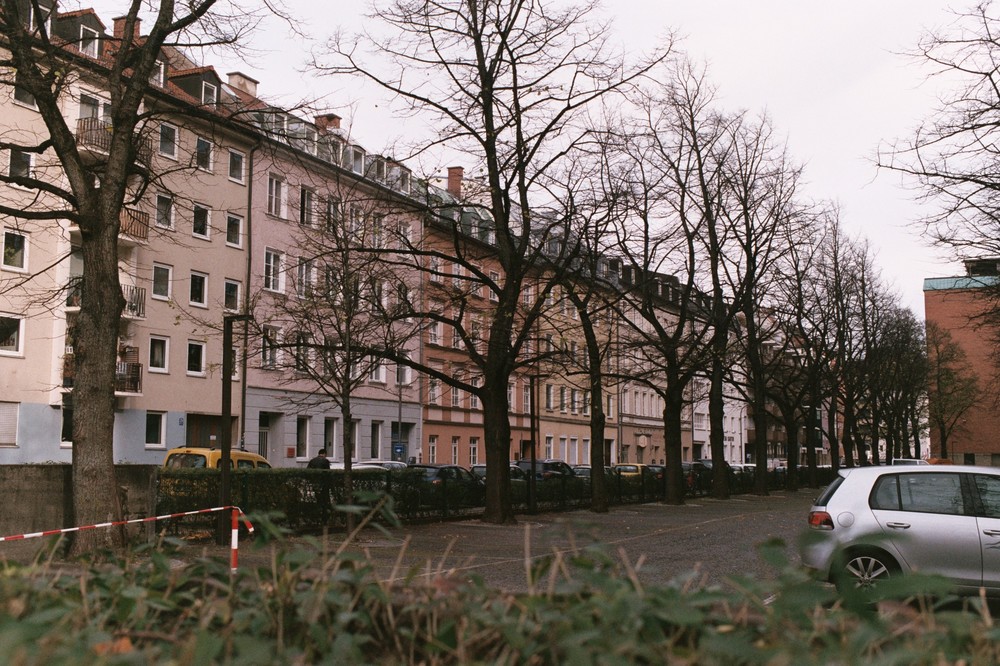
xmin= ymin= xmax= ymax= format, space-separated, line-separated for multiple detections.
xmin=1 ymin=530 xmax=998 ymax=664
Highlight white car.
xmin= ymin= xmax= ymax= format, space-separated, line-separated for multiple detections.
xmin=800 ymin=465 xmax=1000 ymax=596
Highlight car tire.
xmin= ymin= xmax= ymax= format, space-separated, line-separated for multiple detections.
xmin=834 ymin=549 xmax=898 ymax=593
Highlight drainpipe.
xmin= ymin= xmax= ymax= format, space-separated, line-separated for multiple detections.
xmin=239 ymin=140 xmax=261 ymax=453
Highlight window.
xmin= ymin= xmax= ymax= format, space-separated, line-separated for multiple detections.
xmin=559 ymin=387 xmax=567 ymax=412
xmin=151 ymin=263 xmax=171 ymax=299
xmin=369 ymin=360 xmax=385 ymax=383
xmin=396 ymin=360 xmax=411 ymax=385
xmin=428 ymin=435 xmax=437 ymax=464
xmin=295 ymin=258 xmax=312 ymax=297
xmin=489 ymin=271 xmax=500 ymax=301
xmin=0 ymin=401 xmax=17 ymax=446
xmin=9 ymin=149 xmax=32 ymax=180
xmin=150 ymin=60 xmax=166 ymax=87
xmin=226 ymin=214 xmax=242 ymax=247
xmin=296 ymin=416 xmax=309 ymax=458
xmin=469 ymin=437 xmax=479 ymax=465
xmin=324 ymin=197 xmax=341 ymax=232
xmin=12 ymin=71 xmax=35 ymax=107
xmin=469 ymin=377 xmax=480 ymax=409
xmin=186 ymin=340 xmax=206 ymax=376
xmin=158 ymin=123 xmax=178 ymax=158
xmin=261 ymin=327 xmax=279 ymax=368
xmin=202 ymin=81 xmax=218 ymax=106
xmin=61 ymin=394 xmax=73 ymax=444
xmin=145 ymin=412 xmax=165 ymax=448
xmin=523 ymin=385 xmax=531 ymax=413
xmin=545 ymin=436 xmax=553 ymax=459
xmin=264 ymin=249 xmax=283 ymax=292
xmin=192 ymin=204 xmax=210 ymax=238
xmin=228 ymin=149 xmax=245 ymax=183
xmin=267 ymin=175 xmax=285 ymax=217
xmin=0 ymin=315 xmax=23 ymax=355
xmin=871 ymin=473 xmax=967 ymax=515
xmin=545 ymin=384 xmax=553 ymax=410
xmin=224 ymin=279 xmax=240 ymax=312
xmin=451 ymin=437 xmax=459 ymax=465
xmin=507 ymin=382 xmax=514 ymax=406
xmin=299 ymin=187 xmax=314 ymax=227
xmin=428 ymin=378 xmax=440 ymax=405
xmin=189 ymin=271 xmax=207 ymax=307
xmin=429 ymin=256 xmax=442 ymax=282
xmin=370 ymin=421 xmax=381 ymax=458
xmin=79 ymin=26 xmax=99 ymax=57
xmin=428 ymin=320 xmax=440 ymax=345
xmin=571 ymin=389 xmax=580 ymax=414
xmin=293 ymin=332 xmax=310 ymax=371
xmin=149 ymin=336 xmax=169 ymax=372
xmin=155 ymin=194 xmax=173 ymax=229
xmin=451 ymin=382 xmax=462 ymax=407
xmin=2 ymin=231 xmax=26 ymax=271
xmin=195 ymin=137 xmax=213 ymax=171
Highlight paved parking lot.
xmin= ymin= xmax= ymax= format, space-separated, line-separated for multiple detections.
xmin=1 ymin=489 xmax=819 ymax=592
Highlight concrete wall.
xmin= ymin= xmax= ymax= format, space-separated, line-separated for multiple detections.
xmin=0 ymin=464 xmax=158 ymax=535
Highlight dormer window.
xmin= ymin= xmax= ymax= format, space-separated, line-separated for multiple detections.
xmin=202 ymin=82 xmax=217 ymax=106
xmin=150 ymin=60 xmax=166 ymax=87
xmin=79 ymin=26 xmax=99 ymax=58
xmin=27 ymin=3 xmax=52 ymax=34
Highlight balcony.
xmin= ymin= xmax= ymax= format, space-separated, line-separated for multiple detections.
xmin=64 ymin=277 xmax=146 ymax=319
xmin=119 ymin=207 xmax=150 ymax=243
xmin=75 ymin=117 xmax=153 ymax=166
xmin=62 ymin=355 xmax=143 ymax=396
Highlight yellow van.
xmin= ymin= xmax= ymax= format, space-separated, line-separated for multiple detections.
xmin=163 ymin=447 xmax=272 ymax=470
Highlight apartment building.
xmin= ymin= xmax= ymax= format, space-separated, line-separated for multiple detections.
xmin=924 ymin=258 xmax=1000 ymax=465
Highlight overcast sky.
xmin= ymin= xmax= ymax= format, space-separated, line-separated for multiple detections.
xmin=177 ymin=0 xmax=971 ymax=318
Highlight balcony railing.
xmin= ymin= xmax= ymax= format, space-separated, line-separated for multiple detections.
xmin=65 ymin=277 xmax=146 ymax=318
xmin=63 ymin=356 xmax=143 ymax=395
xmin=75 ymin=117 xmax=153 ymax=165
xmin=120 ymin=207 xmax=149 ymax=241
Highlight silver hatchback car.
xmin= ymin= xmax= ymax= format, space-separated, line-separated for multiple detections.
xmin=800 ymin=465 xmax=1000 ymax=595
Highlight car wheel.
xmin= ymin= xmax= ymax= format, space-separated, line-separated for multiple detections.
xmin=835 ymin=550 xmax=897 ymax=593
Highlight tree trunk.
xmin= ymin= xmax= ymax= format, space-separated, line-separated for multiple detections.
xmin=663 ymin=381 xmax=686 ymax=505
xmin=69 ymin=216 xmax=124 ymax=554
xmin=482 ymin=376 xmax=515 ymax=523
xmin=708 ymin=355 xmax=729 ymax=499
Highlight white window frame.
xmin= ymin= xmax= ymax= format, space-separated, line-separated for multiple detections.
xmin=267 ymin=175 xmax=285 ymax=217
xmin=189 ymin=271 xmax=208 ymax=308
xmin=428 ymin=435 xmax=437 ymax=464
xmin=0 ymin=401 xmax=18 ymax=446
xmin=469 ymin=436 xmax=479 ymax=465
xmin=8 ymin=149 xmax=33 ymax=182
xmin=202 ymin=81 xmax=218 ymax=106
xmin=79 ymin=25 xmax=99 ymax=57
xmin=192 ymin=203 xmax=211 ymax=239
xmin=195 ymin=136 xmax=213 ymax=171
xmin=2 ymin=229 xmax=28 ymax=272
xmin=228 ymin=149 xmax=245 ymax=183
xmin=0 ymin=314 xmax=24 ymax=356
xmin=12 ymin=71 xmax=35 ymax=108
xmin=151 ymin=263 xmax=172 ymax=300
xmin=225 ymin=213 xmax=243 ymax=248
xmin=261 ymin=327 xmax=279 ymax=368
xmin=144 ymin=411 xmax=166 ymax=449
xmin=369 ymin=360 xmax=385 ymax=383
xmin=299 ymin=187 xmax=315 ymax=227
xmin=155 ymin=194 xmax=173 ymax=229
xmin=469 ymin=377 xmax=480 ymax=409
xmin=150 ymin=60 xmax=166 ymax=87
xmin=148 ymin=335 xmax=169 ymax=373
xmin=186 ymin=340 xmax=206 ymax=377
xmin=158 ymin=122 xmax=178 ymax=159
xmin=264 ymin=249 xmax=284 ymax=293
xmin=223 ymin=279 xmax=241 ymax=312
xmin=295 ymin=257 xmax=313 ymax=297
xmin=451 ymin=436 xmax=459 ymax=465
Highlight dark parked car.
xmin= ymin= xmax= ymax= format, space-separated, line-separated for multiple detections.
xmin=407 ymin=464 xmax=484 ymax=508
xmin=801 ymin=465 xmax=1000 ymax=596
xmin=515 ymin=458 xmax=576 ymax=481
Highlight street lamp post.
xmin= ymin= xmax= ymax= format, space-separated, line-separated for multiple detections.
xmin=218 ymin=313 xmax=251 ymax=544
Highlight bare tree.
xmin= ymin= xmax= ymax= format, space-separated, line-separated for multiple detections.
xmin=319 ymin=0 xmax=671 ymax=523
xmin=0 ymin=0 xmax=261 ymax=552
xmin=925 ymin=321 xmax=980 ymax=458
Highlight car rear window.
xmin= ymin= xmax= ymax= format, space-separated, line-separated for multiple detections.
xmin=165 ymin=453 xmax=207 ymax=469
xmin=813 ymin=475 xmax=845 ymax=506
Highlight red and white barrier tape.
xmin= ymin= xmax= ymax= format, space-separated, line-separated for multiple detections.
xmin=0 ymin=506 xmax=255 ymax=573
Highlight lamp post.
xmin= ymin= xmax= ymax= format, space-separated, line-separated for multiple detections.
xmin=218 ymin=313 xmax=251 ymax=544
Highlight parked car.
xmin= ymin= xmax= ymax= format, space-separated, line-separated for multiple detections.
xmin=891 ymin=458 xmax=929 ymax=466
xmin=408 ymin=464 xmax=485 ymax=508
xmin=163 ymin=447 xmax=271 ymax=470
xmin=800 ymin=465 xmax=1000 ymax=596
xmin=515 ymin=459 xmax=577 ymax=481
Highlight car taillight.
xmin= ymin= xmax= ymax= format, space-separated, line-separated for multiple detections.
xmin=808 ymin=511 xmax=834 ymax=530
xmin=431 ymin=479 xmax=441 ymax=486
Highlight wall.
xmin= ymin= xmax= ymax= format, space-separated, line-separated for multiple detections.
xmin=0 ymin=464 xmax=158 ymax=535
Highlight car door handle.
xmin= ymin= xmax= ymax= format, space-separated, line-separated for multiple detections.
xmin=984 ymin=529 xmax=1000 ymax=537
xmin=886 ymin=522 xmax=911 ymax=529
